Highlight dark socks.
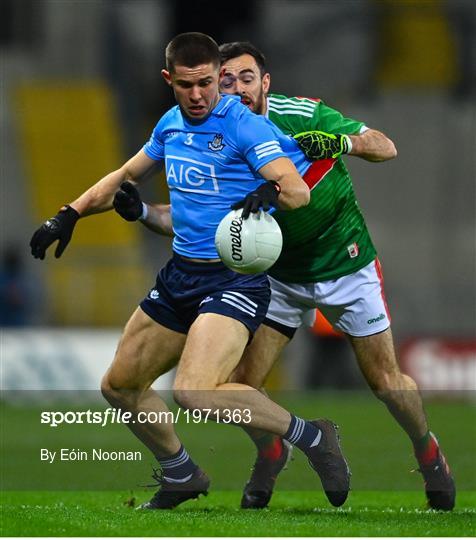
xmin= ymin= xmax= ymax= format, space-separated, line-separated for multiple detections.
xmin=414 ymin=431 xmax=439 ymax=465
xmin=283 ymin=415 xmax=322 ymax=453
xmin=156 ymin=445 xmax=198 ymax=482
xmin=253 ymin=433 xmax=284 ymax=460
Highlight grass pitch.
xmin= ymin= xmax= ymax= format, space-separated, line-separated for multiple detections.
xmin=1 ymin=392 xmax=475 ymax=536
xmin=2 ymin=490 xmax=475 ymax=536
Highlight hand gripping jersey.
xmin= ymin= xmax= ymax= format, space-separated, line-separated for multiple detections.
xmin=144 ymin=94 xmax=312 ymax=259
xmin=267 ymin=93 xmax=377 ymax=282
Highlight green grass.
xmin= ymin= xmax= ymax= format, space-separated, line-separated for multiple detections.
xmin=1 ymin=392 xmax=475 ymax=535
xmin=1 ymin=490 xmax=475 ymax=536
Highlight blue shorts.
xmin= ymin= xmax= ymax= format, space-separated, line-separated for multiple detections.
xmin=140 ymin=253 xmax=271 ymax=335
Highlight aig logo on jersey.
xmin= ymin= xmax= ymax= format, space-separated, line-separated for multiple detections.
xmin=208 ymin=134 xmax=225 ymax=152
xmin=165 ymin=155 xmax=219 ymax=194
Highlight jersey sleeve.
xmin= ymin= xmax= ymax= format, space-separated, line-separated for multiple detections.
xmin=143 ymin=119 xmax=165 ymax=161
xmin=236 ymin=111 xmax=287 ymax=173
xmin=314 ymin=101 xmax=365 ymax=135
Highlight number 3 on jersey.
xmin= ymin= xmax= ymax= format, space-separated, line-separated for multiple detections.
xmin=184 ymin=133 xmax=194 ymax=146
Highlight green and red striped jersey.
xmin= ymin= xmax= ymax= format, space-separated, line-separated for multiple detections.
xmin=267 ymin=93 xmax=377 ymax=282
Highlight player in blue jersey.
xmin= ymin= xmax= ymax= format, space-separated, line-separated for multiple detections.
xmin=115 ymin=41 xmax=455 ymax=512
xmin=29 ymin=33 xmax=350 ymax=510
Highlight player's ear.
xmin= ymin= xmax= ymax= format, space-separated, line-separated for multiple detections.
xmin=161 ymin=69 xmax=172 ymax=86
xmin=262 ymin=73 xmax=271 ymax=95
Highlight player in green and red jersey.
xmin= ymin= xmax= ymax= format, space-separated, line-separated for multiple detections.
xmin=219 ymin=42 xmax=454 ymax=512
xmin=267 ymin=94 xmax=375 ymax=283
xmin=114 ymin=41 xmax=455 ymax=512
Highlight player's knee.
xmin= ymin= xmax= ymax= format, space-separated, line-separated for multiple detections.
xmin=173 ymin=388 xmax=208 ymax=411
xmin=100 ymin=373 xmax=119 ymax=404
xmin=100 ymin=372 xmax=142 ymax=410
xmin=173 ymin=388 xmax=190 ymax=410
xmin=173 ymin=375 xmax=212 ymax=411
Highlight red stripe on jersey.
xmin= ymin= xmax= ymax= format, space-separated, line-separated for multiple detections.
xmin=303 ymin=159 xmax=337 ymax=190
xmin=296 ymin=96 xmax=322 ymax=102
xmin=374 ymin=258 xmax=392 ymax=322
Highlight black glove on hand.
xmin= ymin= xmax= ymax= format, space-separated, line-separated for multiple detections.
xmin=30 ymin=205 xmax=80 ymax=260
xmin=231 ymin=181 xmax=281 ymax=219
xmin=113 ymin=181 xmax=143 ymax=221
xmin=294 ymin=130 xmax=352 ymax=160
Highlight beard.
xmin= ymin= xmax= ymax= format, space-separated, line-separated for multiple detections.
xmin=253 ymin=91 xmax=265 ymax=115
xmin=240 ymin=89 xmax=265 ymax=115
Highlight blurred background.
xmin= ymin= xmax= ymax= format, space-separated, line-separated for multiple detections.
xmin=1 ymin=0 xmax=475 ymax=392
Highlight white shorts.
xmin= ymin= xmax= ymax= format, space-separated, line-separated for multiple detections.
xmin=266 ymin=258 xmax=391 ymax=337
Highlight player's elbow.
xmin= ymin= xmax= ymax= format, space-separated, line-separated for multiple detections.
xmin=375 ymin=138 xmax=397 ymax=162
xmin=385 ymin=140 xmax=397 ymax=160
xmin=301 ymin=184 xmax=311 ymax=206
xmin=282 ymin=182 xmax=310 ymax=210
xmin=369 ymin=145 xmax=397 ymax=163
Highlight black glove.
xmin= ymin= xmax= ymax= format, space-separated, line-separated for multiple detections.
xmin=294 ymin=130 xmax=351 ymax=160
xmin=30 ymin=205 xmax=80 ymax=260
xmin=231 ymin=181 xmax=281 ymax=219
xmin=113 ymin=181 xmax=143 ymax=221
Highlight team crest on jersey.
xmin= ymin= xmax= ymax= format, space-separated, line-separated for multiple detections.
xmin=208 ymin=134 xmax=225 ymax=151
xmin=347 ymin=242 xmax=359 ymax=258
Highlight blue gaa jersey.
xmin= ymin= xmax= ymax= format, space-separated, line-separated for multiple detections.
xmin=143 ymin=94 xmax=311 ymax=259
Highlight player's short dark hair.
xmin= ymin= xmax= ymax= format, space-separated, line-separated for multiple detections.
xmin=219 ymin=42 xmax=267 ymax=76
xmin=165 ymin=32 xmax=220 ymax=73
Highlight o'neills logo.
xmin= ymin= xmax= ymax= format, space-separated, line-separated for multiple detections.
xmin=229 ymin=218 xmax=243 ymax=261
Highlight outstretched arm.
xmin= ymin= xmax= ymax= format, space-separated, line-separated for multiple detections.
xmin=295 ymin=128 xmax=397 ymax=164
xmin=348 ymin=128 xmax=397 ymax=162
xmin=30 ymin=149 xmax=160 ymax=259
xmin=70 ymin=150 xmax=159 ymax=216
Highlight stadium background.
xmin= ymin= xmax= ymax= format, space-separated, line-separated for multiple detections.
xmin=2 ymin=0 xmax=475 ymax=390
xmin=1 ymin=1 xmax=475 ymax=530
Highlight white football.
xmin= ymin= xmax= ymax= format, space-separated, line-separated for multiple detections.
xmin=215 ymin=209 xmax=283 ymax=274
